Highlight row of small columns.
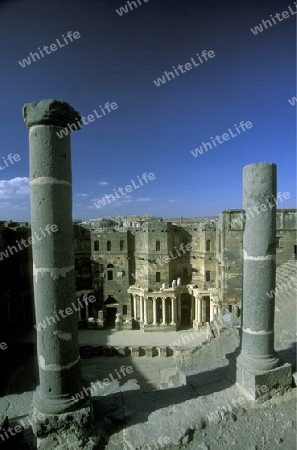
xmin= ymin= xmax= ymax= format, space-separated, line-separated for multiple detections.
xmin=192 ymin=295 xmax=222 ymax=324
xmin=133 ymin=295 xmax=179 ymax=325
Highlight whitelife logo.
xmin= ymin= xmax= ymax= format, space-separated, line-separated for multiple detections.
xmin=34 ymin=294 xmax=96 ymax=331
xmin=18 ymin=31 xmax=81 ymax=68
xmin=191 ymin=120 xmax=253 ymax=157
xmin=230 ymin=191 xmax=291 ymax=229
xmin=288 ymin=95 xmax=297 ymax=106
xmin=72 ymin=365 xmax=134 ymax=402
xmin=0 ymin=224 xmax=58 ymax=261
xmin=153 ymin=50 xmax=215 ymax=87
xmin=55 ymin=102 xmax=118 ymax=139
xmin=250 ymin=2 xmax=297 ymax=35
xmin=0 ymin=153 xmax=21 ymax=171
xmin=131 ymin=242 xmax=192 ymax=281
xmin=93 ymin=172 xmax=155 ymax=209
xmin=116 ymin=0 xmax=149 ymax=16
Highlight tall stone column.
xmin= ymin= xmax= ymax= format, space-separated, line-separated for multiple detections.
xmin=161 ymin=297 xmax=166 ymax=325
xmin=170 ymin=297 xmax=176 ymax=325
xmin=202 ymin=298 xmax=207 ymax=322
xmin=23 ymin=99 xmax=85 ymax=416
xmin=218 ymin=301 xmax=222 ymax=314
xmin=152 ymin=298 xmax=157 ymax=325
xmin=238 ymin=163 xmax=279 ymax=371
xmin=191 ymin=296 xmax=195 ymax=321
xmin=140 ymin=296 xmax=144 ymax=322
xmin=209 ymin=299 xmax=214 ymax=322
xmin=133 ymin=295 xmax=137 ymax=319
xmin=231 ymin=162 xmax=292 ymax=401
xmin=198 ymin=297 xmax=202 ymax=324
xmin=143 ymin=297 xmax=148 ymax=324
xmin=194 ymin=296 xmax=198 ymax=322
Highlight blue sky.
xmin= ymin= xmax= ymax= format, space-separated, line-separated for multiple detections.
xmin=0 ymin=0 xmax=296 ymax=221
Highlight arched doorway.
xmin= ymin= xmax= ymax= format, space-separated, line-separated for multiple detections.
xmin=180 ymin=293 xmax=192 ymax=329
xmin=104 ymin=296 xmax=119 ymax=328
xmin=165 ymin=297 xmax=171 ymax=324
xmin=156 ymin=297 xmax=162 ymax=323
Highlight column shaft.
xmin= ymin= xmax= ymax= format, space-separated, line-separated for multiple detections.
xmin=238 ymin=163 xmax=279 ymax=371
xmin=191 ymin=296 xmax=195 ymax=321
xmin=202 ymin=299 xmax=206 ymax=322
xmin=140 ymin=296 xmax=144 ymax=322
xmin=171 ymin=297 xmax=176 ymax=325
xmin=198 ymin=297 xmax=202 ymax=323
xmin=162 ymin=297 xmax=166 ymax=324
xmin=210 ymin=299 xmax=214 ymax=322
xmin=194 ymin=296 xmax=198 ymax=322
xmin=23 ymin=99 xmax=84 ymax=415
xmin=153 ymin=298 xmax=157 ymax=325
xmin=133 ymin=295 xmax=137 ymax=319
xmin=144 ymin=298 xmax=148 ymax=324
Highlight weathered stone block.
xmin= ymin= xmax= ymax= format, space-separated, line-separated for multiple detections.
xmin=129 ymin=346 xmax=140 ymax=357
xmin=23 ymin=99 xmax=81 ymax=129
xmin=31 ymin=403 xmax=92 ymax=437
xmin=234 ymin=359 xmax=292 ymax=402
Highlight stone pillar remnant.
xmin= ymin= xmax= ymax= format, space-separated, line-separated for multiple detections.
xmin=140 ymin=296 xmax=144 ymax=322
xmin=153 ymin=298 xmax=157 ymax=325
xmin=230 ymin=162 xmax=292 ymax=401
xmin=170 ymin=297 xmax=176 ymax=325
xmin=133 ymin=295 xmax=137 ymax=319
xmin=198 ymin=297 xmax=202 ymax=324
xmin=23 ymin=99 xmax=84 ymax=416
xmin=144 ymin=297 xmax=148 ymax=324
xmin=239 ymin=163 xmax=279 ymax=371
xmin=209 ymin=299 xmax=214 ymax=322
xmin=161 ymin=297 xmax=166 ymax=324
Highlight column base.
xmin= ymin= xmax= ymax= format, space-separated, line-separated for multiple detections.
xmin=31 ymin=399 xmax=100 ymax=449
xmin=237 ymin=351 xmax=280 ymax=372
xmin=193 ymin=321 xmax=202 ymax=331
xmin=33 ymin=387 xmax=87 ymax=415
xmin=228 ymin=354 xmax=292 ymax=402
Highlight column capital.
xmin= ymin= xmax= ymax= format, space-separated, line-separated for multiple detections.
xmin=23 ymin=99 xmax=82 ymax=130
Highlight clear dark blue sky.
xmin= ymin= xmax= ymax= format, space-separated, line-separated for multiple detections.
xmin=0 ymin=0 xmax=296 ymax=221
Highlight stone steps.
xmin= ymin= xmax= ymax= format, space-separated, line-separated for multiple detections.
xmin=274 ymin=260 xmax=297 ymax=352
xmin=79 ymin=345 xmax=176 ymax=358
xmin=275 ymin=260 xmax=297 ymax=292
xmin=163 ymin=328 xmax=239 ymax=389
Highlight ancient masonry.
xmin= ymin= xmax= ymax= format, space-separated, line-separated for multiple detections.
xmin=228 ymin=163 xmax=292 ymax=400
xmin=23 ymin=99 xmax=98 ymax=448
xmin=88 ymin=209 xmax=296 ymax=332
xmin=19 ymin=100 xmax=294 ymax=447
